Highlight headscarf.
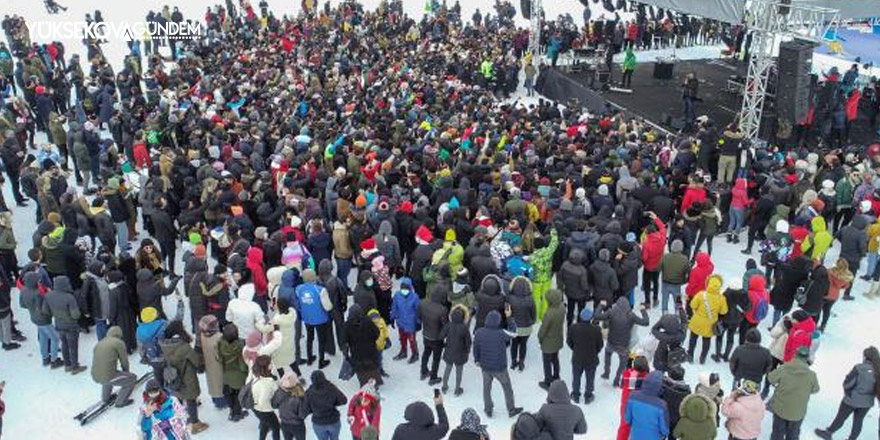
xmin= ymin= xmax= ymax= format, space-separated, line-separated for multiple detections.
xmin=456 ymin=408 xmax=488 ymax=437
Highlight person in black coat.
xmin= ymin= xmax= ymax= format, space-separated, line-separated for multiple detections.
xmin=303 ymin=370 xmax=347 ymax=435
xmin=728 ymin=328 xmax=773 ymax=386
xmin=474 ymin=274 xmax=505 ymax=330
xmin=467 ymin=244 xmax=497 ymax=293
xmin=106 ymin=269 xmax=137 ymax=353
xmin=150 ymin=196 xmax=178 ymax=275
xmin=135 ymin=268 xmax=180 ymax=318
xmin=770 ymin=255 xmax=811 ymax=326
xmin=390 ymin=397 xmax=449 ymax=440
xmin=353 ymin=272 xmax=378 ymax=313
xmin=661 ymin=365 xmax=692 ymax=431
xmin=713 ymin=278 xmax=746 ymax=362
xmin=342 ymin=304 xmax=380 ymax=387
xmin=441 ymin=305 xmax=472 ymax=395
xmin=651 ymin=311 xmax=687 ymax=372
xmin=743 ymin=187 xmax=775 ymax=253
xmin=567 ymin=308 xmax=604 ymax=404
xmin=802 ymin=264 xmax=830 ymax=320
xmin=418 ymin=284 xmax=449 ymax=384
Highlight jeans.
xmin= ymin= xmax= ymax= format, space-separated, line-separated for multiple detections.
xmin=37 ymin=325 xmax=61 ymax=361
xmin=255 ymin=410 xmax=281 ymax=440
xmin=312 ymin=421 xmax=341 ymax=440
xmin=621 ymin=69 xmax=634 ymax=88
xmin=728 ymin=208 xmax=746 ymax=234
xmin=442 ymin=362 xmax=463 ymax=391
xmin=770 ymin=414 xmax=802 ymax=440
xmin=421 ymin=338 xmax=443 ymax=379
xmin=867 ymin=253 xmax=878 ymax=278
xmin=826 ymin=400 xmax=869 ymax=439
xmin=661 ymin=282 xmax=682 ymax=313
xmin=57 ymin=327 xmax=80 ymax=366
xmin=335 ymin=258 xmax=352 ymax=287
xmin=281 ymin=423 xmax=306 ymax=440
xmin=482 ymin=370 xmax=516 ymax=413
xmin=571 ymin=364 xmax=597 ymax=399
xmin=185 ymin=399 xmax=199 ymax=424
xmin=643 ymin=270 xmax=659 ymax=305
xmin=95 ymin=319 xmax=109 ymax=341
xmin=101 ymin=371 xmax=137 ymax=407
xmin=603 ymin=344 xmax=628 ymax=384
xmin=683 ymin=97 xmax=695 ymax=122
xmin=115 ymin=222 xmax=130 ymax=252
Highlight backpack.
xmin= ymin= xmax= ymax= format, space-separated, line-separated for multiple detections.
xmin=238 ymin=380 xmax=255 ymax=410
xmin=423 ymin=246 xmax=453 ymax=283
xmin=752 ymin=296 xmax=769 ymax=322
xmin=163 ymin=364 xmax=183 ymax=392
xmin=667 ymin=345 xmax=688 ymax=368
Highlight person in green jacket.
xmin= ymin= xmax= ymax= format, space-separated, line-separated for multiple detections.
xmin=480 ymin=59 xmax=493 ymax=81
xmin=217 ymin=323 xmax=249 ymax=422
xmin=801 ymin=216 xmax=833 ymax=263
xmin=537 ymin=289 xmax=565 ymax=390
xmin=621 ymin=46 xmax=636 ymax=89
xmin=673 ymin=392 xmax=717 ymax=440
xmin=530 ymin=228 xmax=559 ymax=320
xmin=833 ymin=172 xmax=855 ymax=233
xmin=90 ymin=326 xmax=137 ymax=408
xmin=160 ymin=320 xmax=209 ymax=433
xmin=768 ymin=347 xmax=820 ymax=439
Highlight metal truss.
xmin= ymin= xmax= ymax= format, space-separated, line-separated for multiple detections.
xmin=529 ymin=0 xmax=542 ymax=55
xmin=739 ymin=0 xmax=839 ymax=140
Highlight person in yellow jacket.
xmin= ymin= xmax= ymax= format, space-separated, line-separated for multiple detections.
xmin=801 ymin=216 xmax=833 ymax=264
xmin=366 ymin=308 xmax=390 ymax=376
xmin=431 ymin=229 xmax=464 ymax=276
xmin=687 ymin=274 xmax=728 ymax=364
xmin=864 ymin=217 xmax=880 ymax=280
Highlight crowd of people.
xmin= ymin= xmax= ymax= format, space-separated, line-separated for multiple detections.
xmin=1 ymin=0 xmax=880 ymax=439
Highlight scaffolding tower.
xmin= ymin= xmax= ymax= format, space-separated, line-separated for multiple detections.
xmin=529 ymin=0 xmax=542 ymax=56
xmin=739 ymin=0 xmax=839 ymax=140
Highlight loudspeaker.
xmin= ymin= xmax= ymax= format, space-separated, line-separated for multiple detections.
xmin=776 ymin=39 xmax=814 ymax=124
xmin=779 ymin=0 xmax=792 ymax=15
xmin=521 ymin=0 xmax=531 ymax=19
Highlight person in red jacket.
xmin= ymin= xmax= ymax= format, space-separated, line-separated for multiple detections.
xmin=685 ymin=252 xmax=714 ymax=302
xmin=845 ymin=89 xmax=861 ymax=141
xmin=132 ymin=140 xmax=152 ymax=169
xmin=788 ymin=218 xmax=810 ymax=259
xmin=640 ymin=212 xmax=666 ymax=308
xmin=783 ymin=310 xmax=816 ymax=362
xmin=246 ymin=246 xmax=269 ymax=313
xmin=348 ymin=380 xmax=381 ymax=440
xmin=626 ymin=21 xmax=639 ymax=49
xmin=741 ymin=274 xmax=770 ymax=342
xmin=616 ymin=355 xmax=649 ymax=440
xmin=681 ymin=178 xmax=708 ymax=213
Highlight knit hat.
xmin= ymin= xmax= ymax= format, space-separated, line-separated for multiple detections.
xmin=355 ymin=194 xmax=367 ymax=207
xmin=415 ymin=225 xmax=433 ymax=245
xmin=140 ymin=307 xmax=158 ymax=323
xmin=598 ymin=248 xmax=610 ymax=262
xmin=188 ymin=232 xmax=202 ymax=245
xmin=245 ymin=330 xmax=262 ymax=348
xmin=598 ymin=184 xmax=609 ymax=196
xmin=746 ymin=328 xmax=761 ymax=344
xmin=398 ymin=200 xmax=414 ymax=214
xmin=671 ymin=239 xmax=684 ymax=253
xmin=280 ymin=371 xmax=300 ymax=390
xmin=445 ymin=228 xmax=457 ymax=242
xmin=302 ymin=269 xmax=317 ymax=283
xmin=822 ymin=179 xmax=834 ymax=189
xmin=579 ymin=308 xmax=594 ymax=322
xmin=193 ymin=244 xmax=207 ymax=258
xmin=255 ymin=226 xmax=268 ymax=241
xmin=145 ymin=378 xmax=162 ymax=393
xmin=360 ymin=237 xmax=377 ymax=254
xmin=776 ymin=219 xmax=790 ymax=234
xmin=796 ymin=346 xmax=811 ymax=359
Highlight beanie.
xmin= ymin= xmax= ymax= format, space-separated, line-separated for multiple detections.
xmin=746 ymin=328 xmax=761 ymax=344
xmin=579 ymin=308 xmax=594 ymax=322
xmin=445 ymin=228 xmax=457 ymax=242
xmin=140 ymin=307 xmax=158 ymax=324
xmin=598 ymin=248 xmax=610 ymax=262
xmin=193 ymin=244 xmax=207 ymax=258
xmin=671 ymin=239 xmax=684 ymax=253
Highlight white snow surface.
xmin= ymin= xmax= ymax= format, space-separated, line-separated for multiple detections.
xmin=2 ymin=0 xmax=880 ymax=439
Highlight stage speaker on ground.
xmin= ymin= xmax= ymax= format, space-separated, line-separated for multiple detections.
xmin=776 ymin=39 xmax=814 ymax=124
xmin=653 ymin=61 xmax=674 ymax=80
xmin=521 ymin=0 xmax=531 ymax=19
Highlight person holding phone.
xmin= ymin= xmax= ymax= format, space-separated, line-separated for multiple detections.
xmin=390 ymin=392 xmax=449 ymax=440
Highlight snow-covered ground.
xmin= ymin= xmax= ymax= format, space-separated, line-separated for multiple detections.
xmin=2 ymin=1 xmax=880 ymax=439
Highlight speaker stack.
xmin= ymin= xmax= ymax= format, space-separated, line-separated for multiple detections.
xmin=521 ymin=0 xmax=531 ymax=19
xmin=776 ymin=39 xmax=814 ymax=125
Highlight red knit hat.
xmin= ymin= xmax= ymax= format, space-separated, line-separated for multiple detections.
xmin=398 ymin=200 xmax=414 ymax=214
xmin=415 ymin=225 xmax=433 ymax=245
xmin=360 ymin=237 xmax=377 ymax=253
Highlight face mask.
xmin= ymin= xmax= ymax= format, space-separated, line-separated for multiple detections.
xmin=400 ymin=288 xmax=410 ymax=295
xmin=366 ymin=280 xmax=374 ymax=287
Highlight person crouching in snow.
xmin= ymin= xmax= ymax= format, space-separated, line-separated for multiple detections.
xmin=390 ymin=277 xmax=421 ymax=363
xmin=347 ymin=379 xmax=381 ymax=440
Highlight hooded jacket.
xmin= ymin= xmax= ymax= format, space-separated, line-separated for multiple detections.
xmin=673 ymin=393 xmax=717 ymax=440
xmin=842 ymin=361 xmax=878 ymax=408
xmin=837 ymin=214 xmax=868 ymax=264
xmin=343 ymin=305 xmax=380 ymax=373
xmin=744 ymin=275 xmax=770 ymax=325
xmin=651 ymin=313 xmax=686 ymax=371
xmin=801 ymin=216 xmax=833 ymax=260
xmin=91 ymin=326 xmax=129 ymax=384
xmin=390 ymin=401 xmax=449 ymax=440
xmin=688 ymin=275 xmax=728 ymax=337
xmin=641 ymin=217 xmax=667 ymax=271
xmin=217 ymin=336 xmax=248 ymax=389
xmin=474 ymin=275 xmax=505 ymax=329
xmin=443 ymin=305 xmax=472 ymax=365
xmin=661 ymin=376 xmax=691 ymax=429
xmin=594 ymin=297 xmax=649 ymax=348
xmin=473 ymin=310 xmax=517 ymax=372
xmin=537 ymin=381 xmax=587 ymax=440
xmin=538 ymin=289 xmax=565 ymax=353
xmin=624 ymin=371 xmax=670 ymax=440
xmin=660 ymin=240 xmax=690 ymax=284
xmin=19 ymin=272 xmax=52 ymax=326
xmin=391 ymin=278 xmax=421 ymax=333
xmin=802 ymin=265 xmax=830 ymax=316
xmin=729 ymin=339 xmax=773 ymax=384
xmin=136 ymin=268 xmax=180 ymax=316
xmin=304 ymin=370 xmax=347 ymax=425
xmin=506 ymin=276 xmax=535 ymax=329
xmin=783 ymin=316 xmax=816 ymax=362
xmin=721 ymin=392 xmax=765 ymax=440
xmin=588 ymin=250 xmax=618 ymax=302
xmin=42 ymin=276 xmax=81 ymax=330
xmin=418 ymin=285 xmax=449 ymax=341
xmin=225 ymin=284 xmax=264 ymax=338
xmin=685 ymin=252 xmax=714 ymax=298
xmin=557 ymin=249 xmax=590 ymax=301
xmin=771 ymin=255 xmax=811 ymax=311
xmin=160 ymin=335 xmax=203 ymax=401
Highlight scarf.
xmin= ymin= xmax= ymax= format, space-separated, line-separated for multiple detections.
xmin=456 ymin=408 xmax=488 ymax=437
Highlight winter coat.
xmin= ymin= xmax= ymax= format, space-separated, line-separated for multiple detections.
xmin=685 ymin=252 xmax=714 ymax=298
xmin=771 ymin=256 xmax=811 ymax=311
xmin=662 ymin=377 xmax=691 ymax=429
xmin=448 ymin=281 xmax=474 ymax=312
xmin=390 ymin=402 xmax=449 ymax=440
xmin=473 ymin=310 xmax=516 ymax=372
xmin=557 ymin=249 xmax=590 ymax=301
xmin=443 ymin=305 xmax=472 ymax=365
xmin=217 ymin=338 xmax=248 ymax=389
xmin=374 ymin=221 xmax=402 ymax=268
xmin=538 ymin=290 xmax=565 ymax=353
xmin=568 ymin=315 xmax=604 ymax=368
xmin=474 ymin=275 xmax=506 ymax=329
xmin=140 ymin=395 xmax=189 ymax=440
xmin=616 ymin=248 xmax=642 ymax=294
xmin=588 ymin=255 xmax=618 ymax=302
xmin=468 ymin=245 xmax=498 ymax=291
xmin=768 ymin=318 xmax=790 ymax=361
xmin=720 ymin=287 xmax=746 ymax=326
xmin=537 ymin=381 xmax=587 ymax=440
xmin=688 ymin=275 xmax=728 ymax=337
xmin=257 ymin=310 xmax=297 ymax=368
xmin=594 ymin=297 xmax=648 ymax=349
xmin=673 ymin=393 xmax=717 ymax=440
xmin=660 ymin=250 xmax=690 ymax=285
xmin=801 ymin=216 xmax=833 ymax=260
xmin=160 ymin=336 xmax=203 ymax=401
xmin=651 ymin=313 xmax=686 ymax=371
xmin=391 ymin=288 xmax=421 ymax=333
xmin=837 ymin=215 xmax=868 ymax=265
xmin=199 ymin=329 xmax=224 ymax=398
xmin=721 ymin=393 xmax=765 ymax=440
xmin=506 ymin=276 xmax=535 ymax=330
xmin=783 ymin=316 xmax=816 ymax=362
xmin=729 ymin=342 xmax=773 ymax=384
xmin=42 ymin=276 xmax=81 ymax=330
xmin=19 ymin=272 xmax=52 ymax=326
xmin=272 ymin=387 xmax=307 ymax=426
xmin=743 ymin=275 xmax=769 ymax=325
xmin=343 ymin=307 xmax=380 ymax=373
xmin=418 ymin=286 xmax=449 ymax=341
xmin=107 ymin=280 xmax=137 ymax=352
xmin=842 ymin=361 xmax=878 ymax=408
xmin=251 ymin=376 xmax=279 ymax=413
xmin=304 ymin=371 xmax=347 ymax=425
xmin=295 ymin=282 xmax=331 ymax=325
xmin=91 ymin=326 xmax=130 ymax=384
xmin=136 ymin=269 xmax=180 ymax=317
xmin=641 ymin=218 xmax=667 ymax=272
xmin=802 ymin=265 xmax=829 ymax=316
xmin=624 ymin=371 xmax=670 ymax=440
xmin=225 ymin=284 xmax=264 ymax=338
xmin=347 ymin=389 xmax=381 ymax=438
xmin=768 ymin=358 xmax=819 ymax=421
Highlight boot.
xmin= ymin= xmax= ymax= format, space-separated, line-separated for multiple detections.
xmin=454 ymin=387 xmax=464 ymax=396
xmin=866 ymin=281 xmax=880 ymax=299
xmin=732 ymin=235 xmax=740 ymax=244
xmin=1 ymin=343 xmax=20 ymax=350
xmin=393 ymin=350 xmax=407 ymax=361
xmin=726 ymin=233 xmax=733 ymax=243
xmin=740 ymin=248 xmax=752 ymax=255
xmin=43 ymin=357 xmax=51 ymax=366
xmin=408 ymin=351 xmax=419 ymax=364
xmin=508 ymin=407 xmax=523 ymax=418
xmin=570 ymin=392 xmax=580 ymax=404
xmin=50 ymin=359 xmax=65 ymax=369
xmin=189 ymin=421 xmax=209 ymax=434
xmin=69 ymin=365 xmax=87 ymax=374
xmin=813 ymin=428 xmax=833 ymax=440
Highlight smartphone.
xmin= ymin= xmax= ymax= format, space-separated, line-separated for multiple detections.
xmin=433 ymin=388 xmax=441 ymax=398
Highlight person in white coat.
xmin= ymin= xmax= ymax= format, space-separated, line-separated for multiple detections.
xmin=227 ymin=283 xmax=264 ymax=339
xmin=257 ymin=296 xmax=300 ymax=377
xmin=251 ymin=355 xmax=281 ymax=440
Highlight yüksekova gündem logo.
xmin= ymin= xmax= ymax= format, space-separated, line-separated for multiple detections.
xmin=28 ymin=21 xmax=202 ymax=42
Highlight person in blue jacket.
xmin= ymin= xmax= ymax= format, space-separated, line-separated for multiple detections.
xmin=295 ymin=269 xmax=332 ymax=369
xmin=473 ymin=309 xmax=523 ymax=418
xmin=390 ymin=277 xmax=421 ymax=362
xmin=624 ymin=371 xmax=670 ymax=440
